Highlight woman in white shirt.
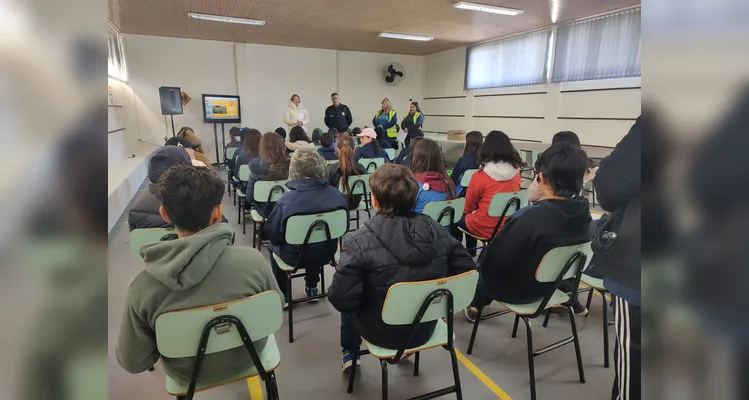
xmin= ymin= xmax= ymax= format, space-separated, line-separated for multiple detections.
xmin=284 ymin=94 xmax=310 ymax=133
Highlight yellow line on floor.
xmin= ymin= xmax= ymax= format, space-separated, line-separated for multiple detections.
xmin=455 ymin=349 xmax=513 ymax=400
xmin=247 ymin=376 xmax=264 ymax=400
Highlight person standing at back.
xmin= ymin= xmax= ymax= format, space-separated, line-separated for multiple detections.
xmin=450 ymin=131 xmax=483 ymax=195
xmin=411 ymin=138 xmax=456 ymax=214
xmin=373 ymin=97 xmax=398 ymax=149
xmin=354 ymin=128 xmax=390 ymax=163
xmin=401 ymin=101 xmax=424 ymax=147
xmin=325 ymin=93 xmax=353 ymax=134
xmin=284 ymin=94 xmax=310 ymax=133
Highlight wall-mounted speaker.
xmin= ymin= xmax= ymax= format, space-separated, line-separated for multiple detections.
xmin=159 ymin=86 xmax=183 ymax=115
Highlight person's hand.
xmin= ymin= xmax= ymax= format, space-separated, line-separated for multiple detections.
xmin=404 ymin=127 xmax=409 ymax=133
xmin=297 ymin=120 xmax=303 ymax=126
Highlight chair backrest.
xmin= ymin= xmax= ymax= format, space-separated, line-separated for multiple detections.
xmin=487 ymin=190 xmax=529 ymax=218
xmin=384 ymin=148 xmax=395 ymax=161
xmin=422 ymin=198 xmax=466 ymax=227
xmin=237 ymin=164 xmax=251 ymax=181
xmin=284 ymin=209 xmax=349 ymax=245
xmin=381 ymin=270 xmax=479 ymax=325
xmin=225 ymin=147 xmax=238 ymax=160
xmin=253 ymin=180 xmax=289 ymax=203
xmin=535 ymin=242 xmax=592 ymax=283
xmin=129 ymin=228 xmax=177 ymax=260
xmin=359 ymin=157 xmax=385 ymax=173
xmin=341 ymin=173 xmax=372 ymax=196
xmin=459 ymin=169 xmax=478 ymax=188
xmin=154 ymin=291 xmax=283 ymax=358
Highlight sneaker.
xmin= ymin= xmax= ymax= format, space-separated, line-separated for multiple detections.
xmin=464 ymin=306 xmax=478 ymax=323
xmin=305 ymin=287 xmax=319 ymax=303
xmin=342 ymin=351 xmax=355 ymax=374
xmin=563 ymin=301 xmax=589 ymax=316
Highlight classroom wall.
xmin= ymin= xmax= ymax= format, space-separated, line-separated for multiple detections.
xmin=125 ymin=35 xmax=424 ymax=163
xmin=422 ymin=47 xmax=641 ymax=148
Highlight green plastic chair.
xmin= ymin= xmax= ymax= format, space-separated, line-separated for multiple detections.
xmin=576 ymin=273 xmax=612 ymax=368
xmin=233 ymin=164 xmax=252 ymax=208
xmin=129 ymin=228 xmax=177 ymax=260
xmin=458 ymin=190 xmax=529 ymax=250
xmin=384 ymin=148 xmax=395 ymax=161
xmin=225 ymin=147 xmax=238 ymax=162
xmin=313 ymin=145 xmax=321 ymax=151
xmin=422 ymin=198 xmax=466 ymax=228
xmin=347 ymin=270 xmax=479 ymax=400
xmin=225 ymin=147 xmax=239 ymax=197
xmin=466 ymin=242 xmax=592 ymax=400
xmin=247 ymin=180 xmax=288 ymax=244
xmin=270 ymin=209 xmax=349 ymax=343
xmin=459 ymin=169 xmax=478 ymax=188
xmin=325 ymin=159 xmax=339 ymax=166
xmin=339 ymin=173 xmax=373 ymax=229
xmin=359 ymin=157 xmax=386 ymax=173
xmin=154 ymin=290 xmax=284 ymax=400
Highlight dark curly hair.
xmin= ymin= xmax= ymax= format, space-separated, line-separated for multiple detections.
xmin=479 ymin=130 xmax=525 ymax=169
xmin=156 ymin=164 xmax=224 ymax=232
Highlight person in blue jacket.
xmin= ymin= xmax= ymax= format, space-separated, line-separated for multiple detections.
xmin=317 ymin=132 xmax=338 ymax=161
xmin=395 ymin=128 xmax=424 ymax=165
xmin=450 ymin=131 xmax=483 ymax=195
xmin=411 ymin=138 xmax=456 ymax=214
xmin=372 ymin=97 xmax=398 ymax=149
xmin=401 ymin=102 xmax=424 ymax=147
xmin=264 ymin=147 xmax=349 ymax=301
xmin=354 ymin=128 xmax=390 ymax=163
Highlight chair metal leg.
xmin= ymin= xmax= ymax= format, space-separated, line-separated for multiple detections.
xmin=237 ymin=200 xmax=242 ymax=224
xmin=242 ymin=205 xmax=246 ymax=234
xmin=347 ymin=345 xmax=359 ymax=394
xmin=568 ymin=306 xmax=586 ymax=383
xmin=414 ymin=351 xmax=420 ymax=376
xmin=522 ymin=317 xmax=536 ymax=400
xmin=449 ymin=348 xmax=464 ymax=400
xmin=176 ymin=396 xmax=186 ymax=400
xmin=321 ymin=267 xmax=326 ymax=295
xmin=380 ymin=359 xmax=389 ymax=400
xmin=585 ymin=287 xmax=594 ymax=316
xmin=512 ymin=314 xmax=520 ymax=338
xmin=602 ymin=290 xmax=610 ymax=368
xmin=467 ymin=306 xmax=483 ymax=355
xmin=542 ymin=309 xmax=551 ymax=327
xmin=287 ymin=275 xmax=294 ymax=343
xmin=252 ymin=222 xmax=257 ymax=249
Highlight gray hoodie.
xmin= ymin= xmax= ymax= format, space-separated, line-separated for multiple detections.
xmin=116 ymin=223 xmax=281 ymax=385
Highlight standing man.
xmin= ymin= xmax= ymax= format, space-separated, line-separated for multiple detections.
xmin=325 ymin=93 xmax=353 ymax=134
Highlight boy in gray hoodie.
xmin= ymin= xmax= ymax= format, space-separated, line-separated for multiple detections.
xmin=116 ymin=164 xmax=282 ymax=385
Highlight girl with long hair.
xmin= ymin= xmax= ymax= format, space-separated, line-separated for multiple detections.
xmin=246 ymin=132 xmax=291 ymax=217
xmin=327 ymin=135 xmax=367 ymax=209
xmin=411 ymin=138 xmax=456 ymax=213
xmin=450 ymin=131 xmax=484 ymax=194
xmin=286 ymin=125 xmax=314 ymax=153
xmin=395 ymin=136 xmax=423 ymax=169
xmin=234 ymin=128 xmax=262 ymax=178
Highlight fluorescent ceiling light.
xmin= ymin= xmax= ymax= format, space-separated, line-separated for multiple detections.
xmin=188 ymin=12 xmax=265 ymax=25
xmin=378 ymin=32 xmax=434 ymax=41
xmin=454 ymin=2 xmax=523 ymax=16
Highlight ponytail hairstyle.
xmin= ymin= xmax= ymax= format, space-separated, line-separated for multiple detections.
xmin=336 ymin=135 xmax=359 ymax=195
xmin=412 ymin=139 xmax=456 ymax=199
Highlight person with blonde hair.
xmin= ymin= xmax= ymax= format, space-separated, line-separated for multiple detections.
xmin=284 ymin=94 xmax=310 ymax=133
xmin=372 ymin=97 xmax=398 ymax=149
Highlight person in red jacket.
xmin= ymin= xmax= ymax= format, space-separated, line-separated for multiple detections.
xmin=451 ymin=130 xmax=524 ymax=256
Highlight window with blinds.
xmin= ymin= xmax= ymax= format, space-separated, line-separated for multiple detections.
xmin=108 ymin=25 xmax=128 ymax=82
xmin=465 ymin=29 xmax=552 ymax=90
xmin=552 ymin=9 xmax=641 ymax=83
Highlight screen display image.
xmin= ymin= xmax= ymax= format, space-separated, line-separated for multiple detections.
xmin=202 ymin=94 xmax=241 ymax=123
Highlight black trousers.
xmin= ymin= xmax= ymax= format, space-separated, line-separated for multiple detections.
xmin=612 ymin=296 xmax=641 ymax=400
xmin=269 ymin=252 xmax=322 ymax=296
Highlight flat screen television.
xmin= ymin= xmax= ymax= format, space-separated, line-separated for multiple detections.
xmin=202 ymin=94 xmax=241 ymax=124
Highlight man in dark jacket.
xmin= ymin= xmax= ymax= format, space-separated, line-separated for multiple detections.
xmin=127 ymin=146 xmax=192 ymax=231
xmin=265 ymin=147 xmax=349 ymax=300
xmin=328 ymin=164 xmax=475 ymax=373
xmin=465 ymin=144 xmax=593 ymax=320
xmin=593 ymin=118 xmax=641 ymax=400
xmin=324 ymin=93 xmax=353 ymax=133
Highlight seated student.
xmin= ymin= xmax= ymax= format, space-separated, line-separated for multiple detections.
xmin=354 ymin=128 xmax=390 ymax=163
xmin=412 ymin=138 xmax=456 ymax=214
xmin=350 ymin=127 xmax=361 ymax=137
xmin=274 ymin=127 xmax=287 ymax=140
xmin=176 ymin=126 xmax=211 ymax=166
xmin=528 ymin=131 xmax=598 ymax=203
xmin=450 ymin=131 xmax=483 ymax=195
xmin=403 ymin=127 xmax=424 ymax=151
xmin=225 ymin=127 xmax=243 ymax=169
xmin=117 ymin=163 xmax=282 ymax=385
xmin=264 ymin=148 xmax=349 ymax=301
xmin=451 ymin=131 xmax=522 ymax=255
xmin=285 ymin=126 xmax=315 ymax=154
xmin=464 ymin=144 xmax=593 ymax=322
xmin=374 ymin=126 xmax=394 ymax=149
xmin=395 ymin=136 xmax=423 ymax=169
xmin=246 ymin=132 xmax=290 ymax=218
xmin=128 ymin=146 xmax=191 ymax=231
xmin=317 ymin=132 xmax=338 ymax=161
xmin=233 ymin=128 xmax=262 ymax=181
xmin=328 ymin=164 xmax=475 ymax=372
xmin=311 ymin=127 xmax=324 ymax=146
xmin=327 ymin=135 xmax=367 ymax=210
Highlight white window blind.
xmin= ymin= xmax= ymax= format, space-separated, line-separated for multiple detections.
xmin=108 ymin=25 xmax=128 ymax=82
xmin=552 ymin=8 xmax=641 ymax=83
xmin=465 ymin=29 xmax=552 ymax=90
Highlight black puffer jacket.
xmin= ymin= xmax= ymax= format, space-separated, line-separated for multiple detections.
xmin=328 ymin=213 xmax=475 ymax=349
xmin=128 ymin=184 xmax=171 ymax=231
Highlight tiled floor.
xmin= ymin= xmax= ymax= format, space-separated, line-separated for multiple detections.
xmin=108 ymin=172 xmax=615 ymax=400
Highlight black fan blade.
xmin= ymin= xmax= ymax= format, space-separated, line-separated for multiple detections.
xmin=386 ymin=76 xmax=394 ymax=83
xmin=396 ymin=71 xmax=404 ymax=77
xmin=387 ymin=64 xmax=396 ymax=74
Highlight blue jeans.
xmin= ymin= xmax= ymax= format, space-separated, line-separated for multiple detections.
xmin=450 ymin=215 xmax=477 ymax=256
xmin=340 ymin=313 xmax=362 ymax=353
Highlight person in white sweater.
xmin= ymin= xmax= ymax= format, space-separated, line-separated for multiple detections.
xmin=284 ymin=94 xmax=310 ymax=133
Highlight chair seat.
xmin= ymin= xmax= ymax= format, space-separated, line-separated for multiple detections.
xmin=165 ymin=334 xmax=281 ymax=396
xmin=501 ymin=289 xmax=569 ymax=316
xmin=457 ymin=226 xmax=488 ymax=242
xmin=250 ymin=209 xmax=265 ymax=223
xmin=272 ymin=251 xmax=340 ymax=273
xmin=581 ymin=274 xmax=606 ymax=291
xmin=363 ymin=319 xmax=452 ymax=359
xmin=236 ymin=189 xmax=245 ymax=198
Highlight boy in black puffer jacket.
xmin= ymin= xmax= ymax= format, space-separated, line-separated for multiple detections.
xmin=328 ymin=164 xmax=475 ymax=373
